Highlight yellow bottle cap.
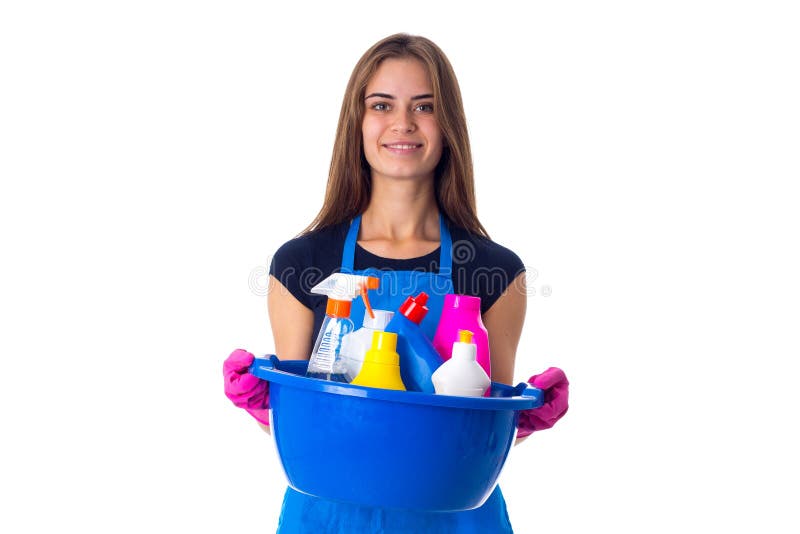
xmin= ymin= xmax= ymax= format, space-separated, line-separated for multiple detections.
xmin=371 ymin=330 xmax=397 ymax=351
xmin=351 ymin=331 xmax=406 ymax=390
xmin=458 ymin=329 xmax=474 ymax=344
xmin=365 ymin=331 xmax=399 ymax=365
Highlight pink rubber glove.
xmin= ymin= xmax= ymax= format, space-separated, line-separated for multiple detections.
xmin=517 ymin=367 xmax=569 ymax=438
xmin=223 ymin=349 xmax=270 ymax=425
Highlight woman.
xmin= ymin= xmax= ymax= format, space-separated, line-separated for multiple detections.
xmin=224 ymin=33 xmax=569 ymax=533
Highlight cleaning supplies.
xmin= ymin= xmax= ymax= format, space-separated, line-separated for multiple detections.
xmin=339 ymin=309 xmax=394 ymax=382
xmin=384 ymin=292 xmax=443 ymax=393
xmin=350 ymin=331 xmax=406 ymax=391
xmin=306 ymin=273 xmax=379 ymax=382
xmin=431 ymin=330 xmax=491 ymax=397
xmin=432 ymin=294 xmax=491 ymax=378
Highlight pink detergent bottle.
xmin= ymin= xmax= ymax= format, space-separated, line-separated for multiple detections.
xmin=432 ymin=294 xmax=491 ymax=379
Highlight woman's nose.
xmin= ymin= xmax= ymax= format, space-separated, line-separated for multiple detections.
xmin=391 ymin=109 xmax=416 ymax=133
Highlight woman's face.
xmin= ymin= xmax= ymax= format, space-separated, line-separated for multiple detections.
xmin=362 ymin=57 xmax=443 ymax=184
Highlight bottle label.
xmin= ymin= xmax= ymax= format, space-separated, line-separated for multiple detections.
xmin=314 ymin=329 xmax=341 ymax=372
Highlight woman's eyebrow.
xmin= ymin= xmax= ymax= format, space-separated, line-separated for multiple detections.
xmin=364 ymin=92 xmax=434 ymax=100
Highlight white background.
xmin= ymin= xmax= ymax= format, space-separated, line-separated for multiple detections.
xmin=1 ymin=1 xmax=798 ymax=532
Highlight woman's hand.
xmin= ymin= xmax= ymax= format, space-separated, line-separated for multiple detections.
xmin=223 ymin=348 xmax=270 ymax=425
xmin=517 ymin=367 xmax=569 ymax=438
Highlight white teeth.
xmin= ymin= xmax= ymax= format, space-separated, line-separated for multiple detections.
xmin=386 ymin=144 xmax=419 ymax=149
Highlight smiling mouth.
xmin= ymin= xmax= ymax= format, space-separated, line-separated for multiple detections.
xmin=383 ymin=143 xmax=423 ymax=151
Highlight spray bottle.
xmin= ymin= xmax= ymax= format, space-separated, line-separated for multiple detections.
xmin=431 ymin=329 xmax=491 ymax=397
xmin=306 ymin=273 xmax=379 ymax=382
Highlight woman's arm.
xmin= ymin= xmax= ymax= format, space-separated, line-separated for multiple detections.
xmin=482 ymin=272 xmax=526 ymax=386
xmin=482 ymin=272 xmax=529 ymax=444
xmin=259 ymin=275 xmax=316 ymax=434
xmin=268 ymin=275 xmax=315 ymax=361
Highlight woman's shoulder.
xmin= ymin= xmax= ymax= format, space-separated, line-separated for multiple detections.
xmin=269 ymin=221 xmax=350 ymax=309
xmin=447 ymin=223 xmax=525 ymax=274
xmin=269 ymin=221 xmax=350 ymax=286
xmin=272 ymin=222 xmax=349 ymax=265
xmin=446 ymin=222 xmax=526 ymax=314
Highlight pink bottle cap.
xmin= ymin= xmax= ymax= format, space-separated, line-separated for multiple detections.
xmin=444 ymin=294 xmax=481 ymax=311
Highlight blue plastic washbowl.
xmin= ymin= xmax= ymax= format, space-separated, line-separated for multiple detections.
xmin=249 ymin=356 xmax=543 ymax=512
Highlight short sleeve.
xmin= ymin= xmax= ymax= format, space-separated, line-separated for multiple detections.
xmin=269 ymin=237 xmax=316 ymax=310
xmin=268 ymin=224 xmax=347 ymax=312
xmin=474 ymin=240 xmax=526 ymax=314
xmin=449 ymin=227 xmax=526 ymax=314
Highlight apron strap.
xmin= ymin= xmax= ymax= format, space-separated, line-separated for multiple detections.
xmin=341 ymin=213 xmax=453 ymax=274
xmin=438 ymin=214 xmax=452 ymax=275
xmin=341 ymin=214 xmax=361 ymax=273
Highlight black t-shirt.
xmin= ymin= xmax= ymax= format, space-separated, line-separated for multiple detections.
xmin=269 ymin=219 xmax=525 ymax=341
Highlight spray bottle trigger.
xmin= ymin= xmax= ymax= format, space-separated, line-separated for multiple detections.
xmin=361 ymin=284 xmax=375 ymax=319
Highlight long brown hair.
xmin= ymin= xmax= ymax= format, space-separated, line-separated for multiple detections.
xmin=302 ymin=33 xmax=489 ymax=238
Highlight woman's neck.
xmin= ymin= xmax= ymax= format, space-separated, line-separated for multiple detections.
xmin=358 ymin=175 xmax=441 ymax=257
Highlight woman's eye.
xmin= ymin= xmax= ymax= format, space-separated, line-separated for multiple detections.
xmin=371 ymin=102 xmax=390 ymax=111
xmin=415 ymin=103 xmax=434 ymax=113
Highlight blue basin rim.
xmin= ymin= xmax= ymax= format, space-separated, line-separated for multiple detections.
xmin=250 ymin=356 xmax=543 ymax=411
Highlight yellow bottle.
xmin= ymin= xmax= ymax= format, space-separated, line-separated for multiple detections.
xmin=350 ymin=331 xmax=406 ymax=391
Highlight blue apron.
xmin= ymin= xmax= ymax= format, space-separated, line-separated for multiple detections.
xmin=276 ymin=214 xmax=514 ymax=533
